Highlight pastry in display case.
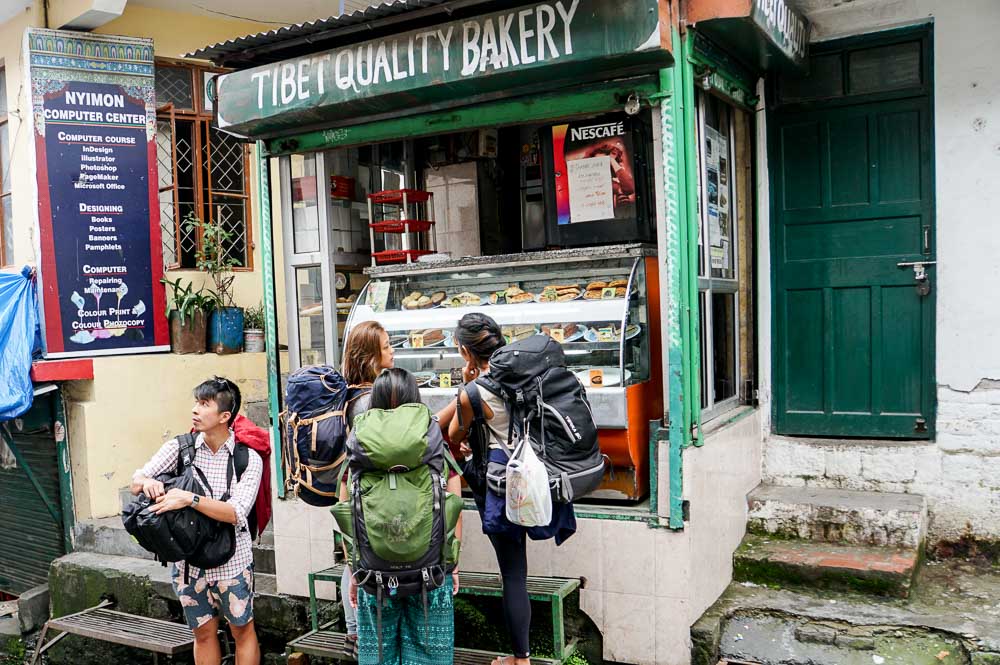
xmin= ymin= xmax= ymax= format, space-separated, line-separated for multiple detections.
xmin=343 ymin=244 xmax=661 ymax=501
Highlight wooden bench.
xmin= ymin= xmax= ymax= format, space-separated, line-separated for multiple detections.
xmin=306 ymin=564 xmax=581 ymax=662
xmin=289 ymin=622 xmax=560 ymax=665
xmin=31 ymin=599 xmax=228 ymax=665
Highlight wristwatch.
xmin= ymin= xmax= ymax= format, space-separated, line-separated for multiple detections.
xmin=191 ymin=494 xmax=200 ymax=507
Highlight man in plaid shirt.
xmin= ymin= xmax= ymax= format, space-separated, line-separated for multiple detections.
xmin=131 ymin=377 xmax=263 ymax=665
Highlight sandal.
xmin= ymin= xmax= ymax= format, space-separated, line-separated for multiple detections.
xmin=343 ymin=633 xmax=358 ymax=659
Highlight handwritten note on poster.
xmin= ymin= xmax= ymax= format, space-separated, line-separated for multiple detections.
xmin=567 ymin=156 xmax=614 ymax=223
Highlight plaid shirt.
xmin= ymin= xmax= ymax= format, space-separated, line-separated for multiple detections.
xmin=139 ymin=431 xmax=262 ymax=582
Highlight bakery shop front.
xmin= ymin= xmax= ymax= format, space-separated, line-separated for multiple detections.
xmin=193 ymin=1 xmax=813 ymax=661
xmin=198 ymin=0 xmax=678 ymax=504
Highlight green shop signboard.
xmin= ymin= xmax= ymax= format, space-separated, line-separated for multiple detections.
xmin=751 ymin=0 xmax=808 ymax=65
xmin=215 ymin=0 xmax=670 ymax=138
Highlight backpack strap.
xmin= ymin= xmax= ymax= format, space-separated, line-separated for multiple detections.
xmin=463 ymin=381 xmax=488 ymax=425
xmin=344 ymin=385 xmax=371 ymax=433
xmin=232 ymin=442 xmax=259 ymax=537
xmin=233 ymin=441 xmax=249 ymax=480
xmin=220 ymin=453 xmax=236 ymax=502
xmin=443 ymin=448 xmax=463 ymax=478
xmin=175 ymin=432 xmax=198 ymax=477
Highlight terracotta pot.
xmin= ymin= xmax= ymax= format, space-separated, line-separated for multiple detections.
xmin=169 ymin=309 xmax=207 ymax=354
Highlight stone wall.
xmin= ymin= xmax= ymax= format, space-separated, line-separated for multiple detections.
xmin=763 ymin=380 xmax=1000 ymax=545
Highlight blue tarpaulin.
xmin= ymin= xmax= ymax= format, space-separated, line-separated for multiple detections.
xmin=0 ymin=266 xmax=41 ymax=421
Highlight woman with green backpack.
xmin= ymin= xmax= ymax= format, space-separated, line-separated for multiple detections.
xmin=339 ymin=368 xmax=463 ymax=665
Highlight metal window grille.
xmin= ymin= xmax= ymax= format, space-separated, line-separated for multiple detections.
xmin=155 ymin=66 xmax=194 ymax=111
xmin=155 ymin=61 xmax=252 ymax=272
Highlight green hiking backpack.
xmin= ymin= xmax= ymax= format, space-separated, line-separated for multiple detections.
xmin=331 ymin=403 xmax=462 ymax=654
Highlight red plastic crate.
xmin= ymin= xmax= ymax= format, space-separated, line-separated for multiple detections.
xmin=372 ymin=249 xmax=433 ymax=265
xmin=369 ymin=219 xmax=434 ymax=233
xmin=368 ymin=189 xmax=432 ymax=205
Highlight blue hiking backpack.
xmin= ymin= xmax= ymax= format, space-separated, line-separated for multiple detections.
xmin=281 ymin=366 xmax=368 ymax=506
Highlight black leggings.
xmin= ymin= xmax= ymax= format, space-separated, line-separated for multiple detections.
xmin=488 ymin=533 xmax=531 ymax=658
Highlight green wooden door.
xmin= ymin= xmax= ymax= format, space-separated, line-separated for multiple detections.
xmin=0 ymin=392 xmax=67 ymax=594
xmin=771 ymin=30 xmax=935 ymax=438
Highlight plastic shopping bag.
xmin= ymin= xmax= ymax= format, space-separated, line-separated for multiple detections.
xmin=505 ymin=436 xmax=552 ymax=527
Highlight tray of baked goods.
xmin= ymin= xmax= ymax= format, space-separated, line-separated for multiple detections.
xmin=389 ymin=276 xmax=634 ymax=312
xmin=390 ymin=328 xmax=452 ymax=348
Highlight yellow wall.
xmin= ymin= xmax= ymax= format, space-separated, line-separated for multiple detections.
xmin=0 ymin=4 xmax=45 ymax=269
xmin=100 ymin=3 xmax=272 ymax=312
xmin=65 ymin=352 xmax=268 ymax=519
xmin=0 ymin=3 xmax=283 ymax=520
xmin=93 ymin=4 xmax=266 ymax=60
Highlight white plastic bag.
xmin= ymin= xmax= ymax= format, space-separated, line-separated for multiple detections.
xmin=505 ymin=436 xmax=552 ymax=527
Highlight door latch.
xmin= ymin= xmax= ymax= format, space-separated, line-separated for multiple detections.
xmin=897 ymin=261 xmax=937 ymax=296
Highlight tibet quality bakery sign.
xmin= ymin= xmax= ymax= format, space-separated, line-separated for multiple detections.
xmin=27 ymin=29 xmax=168 ymax=357
xmin=214 ymin=0 xmax=670 ymax=137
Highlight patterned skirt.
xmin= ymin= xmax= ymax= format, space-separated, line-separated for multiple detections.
xmin=356 ymin=576 xmax=454 ymax=665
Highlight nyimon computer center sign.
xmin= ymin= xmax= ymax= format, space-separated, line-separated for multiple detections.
xmin=26 ymin=29 xmax=168 ymax=358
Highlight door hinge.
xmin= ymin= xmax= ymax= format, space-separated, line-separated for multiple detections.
xmin=914 ymin=417 xmax=928 ymax=434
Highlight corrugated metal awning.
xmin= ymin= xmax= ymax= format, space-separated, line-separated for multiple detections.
xmin=187 ymin=0 xmax=491 ymax=67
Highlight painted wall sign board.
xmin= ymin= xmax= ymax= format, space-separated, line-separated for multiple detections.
xmin=26 ymin=28 xmax=168 ymax=358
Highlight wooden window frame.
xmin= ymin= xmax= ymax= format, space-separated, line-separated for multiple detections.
xmin=155 ymin=58 xmax=253 ymax=272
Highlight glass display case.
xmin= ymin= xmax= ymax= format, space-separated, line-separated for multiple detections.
xmin=344 ymin=245 xmax=661 ymax=500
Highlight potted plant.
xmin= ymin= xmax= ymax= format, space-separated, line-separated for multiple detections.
xmin=186 ymin=212 xmax=244 ymax=354
xmin=243 ymin=303 xmax=266 ymax=353
xmin=161 ymin=277 xmax=216 ymax=354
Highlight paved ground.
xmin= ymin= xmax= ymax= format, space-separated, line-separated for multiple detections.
xmin=695 ymin=557 xmax=1000 ymax=664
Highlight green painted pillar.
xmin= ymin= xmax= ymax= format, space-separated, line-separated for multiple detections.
xmin=658 ymin=59 xmax=687 ymax=528
xmin=680 ymin=31 xmax=703 ymax=446
xmin=256 ymin=143 xmax=284 ymax=497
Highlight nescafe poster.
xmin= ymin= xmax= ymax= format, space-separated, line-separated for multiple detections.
xmin=552 ymin=114 xmax=637 ymax=225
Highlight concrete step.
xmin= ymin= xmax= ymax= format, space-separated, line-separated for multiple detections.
xmin=253 ymin=542 xmax=276 ymax=575
xmin=692 ymin=558 xmax=1000 ymax=665
xmin=734 ymin=534 xmax=919 ymax=598
xmin=46 ymin=552 xmax=336 ymax=664
xmin=0 ymin=615 xmax=20 ymax=637
xmin=747 ymin=484 xmax=927 ymax=549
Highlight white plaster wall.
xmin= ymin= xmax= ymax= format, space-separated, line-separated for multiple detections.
xmin=272 ymin=411 xmax=763 ymax=665
xmin=756 ymin=0 xmax=1000 ymax=541
xmin=805 ymin=0 xmax=1000 ymax=394
xmin=683 ymin=411 xmax=762 ymax=623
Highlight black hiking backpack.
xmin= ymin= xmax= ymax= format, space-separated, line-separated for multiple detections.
xmin=122 ymin=433 xmax=253 ymax=578
xmin=478 ymin=334 xmax=606 ymax=502
xmin=281 ymin=365 xmax=369 ymax=506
